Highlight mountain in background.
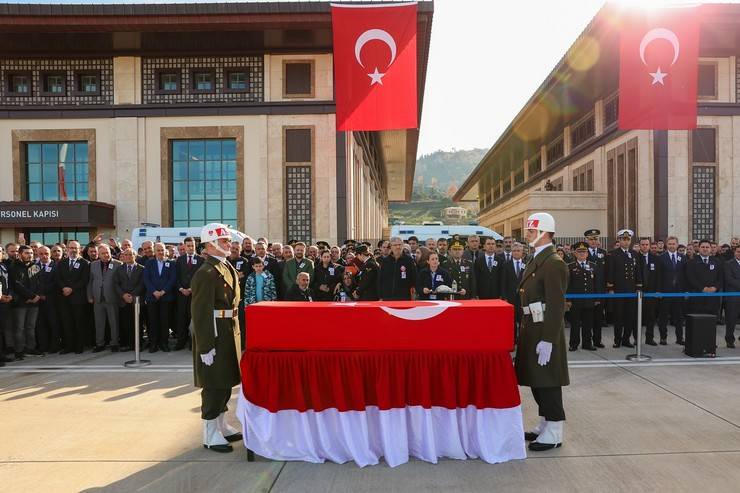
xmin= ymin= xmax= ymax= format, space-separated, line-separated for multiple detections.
xmin=388 ymin=148 xmax=486 ymax=225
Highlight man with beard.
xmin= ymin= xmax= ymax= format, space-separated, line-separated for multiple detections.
xmin=282 ymin=242 xmax=314 ymax=294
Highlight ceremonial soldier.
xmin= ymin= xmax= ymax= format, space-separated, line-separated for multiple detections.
xmin=191 ymin=223 xmax=243 ymax=453
xmin=606 ymin=229 xmax=642 ymax=348
xmin=566 ymin=242 xmax=597 ymax=351
xmin=353 ymin=245 xmax=379 ymax=301
xmin=585 ymin=229 xmax=607 ymax=348
xmin=445 ymin=239 xmax=476 ymax=299
xmin=517 ymin=212 xmax=569 ymax=452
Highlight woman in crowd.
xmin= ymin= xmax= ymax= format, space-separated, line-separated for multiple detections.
xmin=416 ymin=252 xmax=452 ymax=300
xmin=311 ymin=250 xmax=343 ymax=301
xmin=415 ymin=246 xmax=432 ymax=272
xmin=335 ymin=271 xmax=356 ymax=302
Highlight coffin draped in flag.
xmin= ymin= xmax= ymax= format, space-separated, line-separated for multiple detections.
xmin=236 ymin=301 xmax=526 ymax=467
xmin=618 ymin=6 xmax=702 ymax=130
xmin=331 ymin=2 xmax=418 ymax=131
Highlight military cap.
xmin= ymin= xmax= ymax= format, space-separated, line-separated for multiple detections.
xmin=617 ymin=228 xmax=634 ymax=238
xmin=584 ymin=229 xmax=600 ymax=238
xmin=574 ymin=241 xmax=589 ymax=251
xmin=450 ymin=239 xmax=466 ymax=250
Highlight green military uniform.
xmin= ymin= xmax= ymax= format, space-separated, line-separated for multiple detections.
xmin=191 ymin=255 xmax=242 ymax=419
xmin=515 ymin=244 xmax=569 ymax=388
xmin=446 ymin=257 xmax=476 ymax=299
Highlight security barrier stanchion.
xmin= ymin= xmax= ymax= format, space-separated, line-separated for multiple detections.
xmin=124 ymin=296 xmax=152 ymax=368
xmin=627 ymin=290 xmax=652 ymax=362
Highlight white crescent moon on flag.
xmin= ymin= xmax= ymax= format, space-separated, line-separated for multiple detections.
xmin=380 ymin=300 xmax=460 ymax=321
xmin=639 ymin=27 xmax=680 ymax=67
xmin=354 ymin=28 xmax=397 ymax=68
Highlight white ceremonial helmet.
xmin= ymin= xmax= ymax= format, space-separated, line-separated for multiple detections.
xmin=525 ymin=212 xmax=556 ymax=247
xmin=201 ymin=223 xmax=232 ymax=256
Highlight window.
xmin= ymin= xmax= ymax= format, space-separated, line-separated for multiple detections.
xmin=225 ymin=69 xmax=248 ymax=92
xmin=691 ymin=166 xmax=716 ymax=241
xmin=171 ymin=139 xmax=237 ymax=227
xmin=284 ymin=127 xmax=314 ymax=242
xmin=75 ymin=71 xmax=100 ymax=95
xmin=156 ymin=71 xmax=180 ymax=93
xmin=571 ymin=114 xmax=595 ymax=149
xmin=546 ymin=137 xmax=564 ymax=166
xmin=697 ymin=63 xmax=717 ymax=99
xmin=41 ymin=72 xmax=66 ymax=96
xmin=283 ymin=61 xmax=314 ymax=98
xmin=604 ymin=94 xmax=618 ymax=128
xmin=7 ymin=72 xmax=31 ymax=96
xmin=528 ymin=154 xmax=541 ymax=177
xmin=572 ymin=161 xmax=594 ymax=191
xmin=692 ymin=127 xmax=716 ymax=163
xmin=26 ymin=142 xmax=89 ymax=201
xmin=191 ymin=69 xmax=215 ymax=93
xmin=27 ymin=229 xmax=89 ymax=246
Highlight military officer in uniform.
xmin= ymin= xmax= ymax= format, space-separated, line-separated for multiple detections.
xmin=606 ymin=229 xmax=642 ymax=348
xmin=516 ymin=212 xmax=569 ymax=452
xmin=191 ymin=223 xmax=243 ymax=453
xmin=585 ymin=229 xmax=607 ymax=348
xmin=445 ymin=239 xmax=476 ymax=299
xmin=353 ymin=245 xmax=379 ymax=300
xmin=567 ymin=242 xmax=598 ymax=351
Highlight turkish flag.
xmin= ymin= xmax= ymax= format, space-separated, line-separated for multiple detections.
xmin=332 ymin=3 xmax=417 ymax=131
xmin=618 ymin=7 xmax=702 ymax=130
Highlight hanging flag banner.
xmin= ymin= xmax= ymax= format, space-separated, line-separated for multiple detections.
xmin=618 ymin=6 xmax=702 ymax=130
xmin=331 ymin=2 xmax=418 ymax=131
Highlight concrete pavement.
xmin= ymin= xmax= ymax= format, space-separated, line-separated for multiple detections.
xmin=1 ymin=331 xmax=740 ymax=492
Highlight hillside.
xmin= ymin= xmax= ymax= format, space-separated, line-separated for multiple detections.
xmin=389 ymin=148 xmax=485 ymax=224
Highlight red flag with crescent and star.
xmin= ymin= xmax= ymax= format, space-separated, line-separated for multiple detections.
xmin=331 ymin=2 xmax=417 ymax=131
xmin=618 ymin=6 xmax=702 ymax=130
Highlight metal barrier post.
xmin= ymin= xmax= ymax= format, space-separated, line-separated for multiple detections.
xmin=627 ymin=290 xmax=652 ymax=362
xmin=124 ymin=296 xmax=152 ymax=368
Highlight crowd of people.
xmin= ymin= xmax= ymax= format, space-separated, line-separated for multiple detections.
xmin=0 ymin=228 xmax=739 ymax=366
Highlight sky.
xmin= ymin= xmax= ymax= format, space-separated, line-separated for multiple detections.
xmin=8 ymin=0 xmax=733 ymax=156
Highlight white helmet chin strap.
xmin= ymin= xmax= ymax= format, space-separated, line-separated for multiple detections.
xmin=528 ymin=230 xmax=547 ymax=248
xmin=211 ymin=240 xmax=230 ymax=257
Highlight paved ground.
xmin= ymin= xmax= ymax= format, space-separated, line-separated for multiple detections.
xmin=2 ymin=329 xmax=740 ymax=493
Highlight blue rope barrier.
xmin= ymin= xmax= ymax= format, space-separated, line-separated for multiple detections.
xmin=564 ymin=291 xmax=740 ymax=300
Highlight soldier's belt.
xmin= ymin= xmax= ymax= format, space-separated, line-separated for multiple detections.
xmin=213 ymin=309 xmax=237 ymax=318
xmin=522 ymin=304 xmax=546 ymax=315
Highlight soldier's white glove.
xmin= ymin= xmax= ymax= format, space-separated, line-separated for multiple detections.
xmin=200 ymin=348 xmax=216 ymax=366
xmin=536 ymin=341 xmax=552 ymax=366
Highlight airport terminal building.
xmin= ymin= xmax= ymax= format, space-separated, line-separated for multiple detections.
xmin=0 ymin=2 xmax=433 ymax=246
xmin=454 ymin=4 xmax=740 ymax=244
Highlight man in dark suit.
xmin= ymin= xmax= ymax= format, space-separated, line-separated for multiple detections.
xmin=35 ymin=245 xmax=61 ymax=353
xmin=606 ymin=229 xmax=642 ymax=348
xmin=285 ymin=272 xmax=314 ymax=301
xmin=113 ymin=248 xmax=146 ymax=351
xmin=638 ymin=237 xmax=662 ymax=345
xmin=723 ymin=245 xmax=740 ymax=348
xmin=685 ymin=239 xmax=723 ymax=316
xmin=585 ymin=229 xmax=607 ymax=348
xmin=143 ymin=242 xmax=177 ymax=352
xmin=657 ymin=236 xmax=687 ymax=345
xmin=474 ymin=237 xmax=505 ymax=300
xmin=174 ymin=237 xmax=202 ymax=350
xmin=502 ymin=242 xmax=526 ymax=340
xmin=353 ymin=245 xmax=379 ymax=301
xmin=55 ymin=240 xmax=91 ymax=354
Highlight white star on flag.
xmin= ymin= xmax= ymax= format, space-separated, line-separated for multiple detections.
xmin=367 ymin=67 xmax=385 ymax=86
xmin=649 ymin=67 xmax=668 ymax=85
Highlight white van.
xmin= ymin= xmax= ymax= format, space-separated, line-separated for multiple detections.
xmin=389 ymin=224 xmax=502 ymax=241
xmin=131 ymin=226 xmax=246 ymax=251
